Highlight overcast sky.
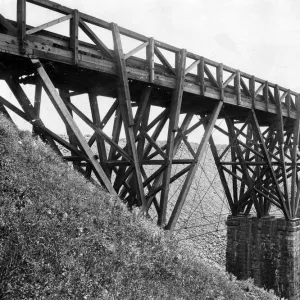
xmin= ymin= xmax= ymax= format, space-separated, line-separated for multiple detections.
xmin=1 ymin=0 xmax=300 ymax=142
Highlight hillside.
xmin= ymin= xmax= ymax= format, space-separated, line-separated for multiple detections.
xmin=0 ymin=114 xmax=279 ymax=299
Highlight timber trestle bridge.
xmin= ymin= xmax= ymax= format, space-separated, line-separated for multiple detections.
xmin=1 ymin=0 xmax=300 ymax=227
xmin=1 ymin=3 xmax=300 ymax=296
xmin=0 ymin=0 xmax=300 ymax=299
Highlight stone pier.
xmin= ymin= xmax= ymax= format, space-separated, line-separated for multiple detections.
xmin=226 ymin=215 xmax=300 ymax=299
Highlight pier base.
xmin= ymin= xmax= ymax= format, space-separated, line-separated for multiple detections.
xmin=226 ymin=216 xmax=300 ymax=299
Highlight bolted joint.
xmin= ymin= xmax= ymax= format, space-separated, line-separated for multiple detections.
xmin=31 ymin=60 xmax=42 ymax=69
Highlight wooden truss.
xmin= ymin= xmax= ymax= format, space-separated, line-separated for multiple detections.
xmin=1 ymin=0 xmax=300 ymax=236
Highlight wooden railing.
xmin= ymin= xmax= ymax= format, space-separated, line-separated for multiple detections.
xmin=1 ymin=0 xmax=298 ymax=118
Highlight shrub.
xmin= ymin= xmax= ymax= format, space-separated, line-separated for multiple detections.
xmin=0 ymin=115 xmax=279 ymax=299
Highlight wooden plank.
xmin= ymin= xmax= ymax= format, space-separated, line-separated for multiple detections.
xmin=124 ymin=41 xmax=149 ymax=60
xmin=154 ymin=45 xmax=176 ymax=75
xmin=133 ymin=87 xmax=152 ymax=134
xmin=146 ymin=165 xmax=193 ymax=199
xmin=70 ymin=9 xmax=79 ymax=64
xmin=286 ymin=90 xmax=291 ymax=118
xmin=107 ymin=107 xmax=122 ymax=180
xmin=274 ymin=85 xmax=289 ymax=207
xmin=142 ymin=114 xmax=193 ymax=213
xmin=268 ymin=87 xmax=275 ymax=104
xmin=158 ymin=49 xmax=186 ymax=226
xmin=26 ymin=0 xmax=73 ymax=15
xmin=32 ymin=83 xmax=42 ymax=136
xmin=223 ymin=72 xmax=236 ymax=88
xmin=101 ymin=99 xmax=119 ymax=128
xmin=0 ymin=31 xmax=297 ymax=118
xmin=120 ymin=93 xmax=152 ymax=202
xmin=87 ymin=100 xmax=118 ymax=148
xmin=79 ymin=19 xmax=113 ymax=59
xmin=209 ymin=135 xmax=235 ymax=213
xmin=204 ymin=64 xmax=219 ymax=88
xmin=26 ymin=14 xmax=73 ymax=35
xmin=292 ymin=94 xmax=300 ymax=216
xmin=180 ymin=132 xmax=196 ymax=158
xmin=185 ymin=59 xmax=200 ymax=75
xmin=264 ymin=81 xmax=269 ymax=112
xmin=234 ymin=132 xmax=263 ymax=216
xmin=17 ymin=0 xmax=26 ymax=54
xmin=252 ymin=111 xmax=290 ymax=219
xmin=113 ymin=166 xmax=134 ymax=192
xmin=59 ymin=89 xmax=79 ymax=170
xmin=184 ymin=118 xmax=206 ymax=136
xmin=143 ymin=159 xmax=194 ymax=165
xmin=89 ymin=93 xmax=109 ymax=176
xmin=217 ymin=63 xmax=223 ymax=100
xmin=235 ymin=70 xmax=241 ymax=105
xmin=240 ymin=77 xmax=251 ymax=97
xmin=280 ymin=89 xmax=289 ymax=102
xmin=33 ymin=83 xmax=42 ymax=116
xmin=255 ymin=82 xmax=266 ymax=97
xmin=111 ymin=23 xmax=134 ymax=125
xmin=219 ymin=117 xmax=251 ymax=160
xmin=225 ymin=117 xmax=239 ymax=205
xmin=165 ymin=101 xmax=223 ymax=232
xmin=111 ymin=22 xmax=146 ymax=206
xmin=146 ymin=108 xmax=169 ymax=132
xmin=250 ymin=76 xmax=255 ymax=109
xmin=198 ymin=57 xmax=205 ymax=95
xmin=67 ymin=101 xmax=131 ymax=162
xmin=142 ymin=131 xmax=168 ymax=159
xmin=142 ymin=165 xmax=166 ymax=188
xmin=143 ymin=111 xmax=169 ymax=159
xmin=31 ymin=58 xmax=117 ymax=197
xmin=147 ymin=37 xmax=155 ymax=83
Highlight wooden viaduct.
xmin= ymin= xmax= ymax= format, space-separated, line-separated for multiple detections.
xmin=1 ymin=1 xmax=300 ymax=298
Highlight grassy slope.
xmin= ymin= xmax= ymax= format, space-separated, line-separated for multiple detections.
xmin=0 ymin=115 xmax=279 ymax=300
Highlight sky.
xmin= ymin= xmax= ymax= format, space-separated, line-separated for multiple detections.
xmin=1 ymin=0 xmax=300 ymax=142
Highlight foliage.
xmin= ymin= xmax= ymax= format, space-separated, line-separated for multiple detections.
xmin=0 ymin=115 xmax=280 ymax=299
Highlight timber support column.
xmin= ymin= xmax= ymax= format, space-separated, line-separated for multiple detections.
xmin=226 ymin=215 xmax=300 ymax=299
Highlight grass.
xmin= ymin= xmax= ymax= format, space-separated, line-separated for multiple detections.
xmin=0 ymin=114 xmax=279 ymax=299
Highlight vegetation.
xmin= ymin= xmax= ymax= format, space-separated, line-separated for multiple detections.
xmin=0 ymin=115 xmax=279 ymax=299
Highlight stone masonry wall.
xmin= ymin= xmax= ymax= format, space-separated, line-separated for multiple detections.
xmin=226 ymin=215 xmax=300 ymax=300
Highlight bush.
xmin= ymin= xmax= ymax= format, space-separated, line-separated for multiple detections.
xmin=0 ymin=115 xmax=279 ymax=299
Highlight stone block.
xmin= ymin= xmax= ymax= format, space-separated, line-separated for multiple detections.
xmin=226 ymin=215 xmax=300 ymax=300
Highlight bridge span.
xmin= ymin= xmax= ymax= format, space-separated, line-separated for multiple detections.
xmin=1 ymin=1 xmax=300 ymax=298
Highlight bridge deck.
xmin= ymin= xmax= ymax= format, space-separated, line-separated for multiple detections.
xmin=0 ymin=2 xmax=298 ymax=126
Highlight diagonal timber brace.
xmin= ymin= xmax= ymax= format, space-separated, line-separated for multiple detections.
xmin=165 ymin=101 xmax=223 ymax=233
xmin=31 ymin=58 xmax=118 ymax=197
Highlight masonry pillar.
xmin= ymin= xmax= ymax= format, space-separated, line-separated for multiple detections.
xmin=226 ymin=215 xmax=300 ymax=300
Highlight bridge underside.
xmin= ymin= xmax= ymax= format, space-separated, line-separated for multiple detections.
xmin=1 ymin=0 xmax=300 ymax=235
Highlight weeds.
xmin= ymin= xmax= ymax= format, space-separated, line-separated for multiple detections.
xmin=0 ymin=115 xmax=279 ymax=299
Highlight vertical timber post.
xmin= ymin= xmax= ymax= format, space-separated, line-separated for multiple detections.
xmin=17 ymin=0 xmax=26 ymax=54
xmin=158 ymin=49 xmax=186 ymax=226
xmin=70 ymin=9 xmax=79 ymax=64
xmin=111 ymin=22 xmax=146 ymax=207
xmin=89 ymin=93 xmax=109 ymax=177
xmin=32 ymin=82 xmax=42 ymax=136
